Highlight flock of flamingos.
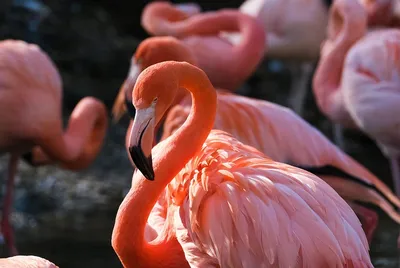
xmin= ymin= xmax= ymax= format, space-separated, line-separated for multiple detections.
xmin=0 ymin=0 xmax=400 ymax=267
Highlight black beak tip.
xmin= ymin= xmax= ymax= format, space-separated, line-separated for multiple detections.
xmin=125 ymin=92 xmax=136 ymax=119
xmin=145 ymin=171 xmax=155 ymax=181
xmin=129 ymin=146 xmax=155 ymax=181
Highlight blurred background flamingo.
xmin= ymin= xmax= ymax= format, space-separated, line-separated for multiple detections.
xmin=141 ymin=2 xmax=265 ymax=92
xmin=225 ymin=0 xmax=400 ymax=116
xmin=0 ymin=40 xmax=108 ymax=256
xmin=313 ymin=0 xmax=400 ymax=198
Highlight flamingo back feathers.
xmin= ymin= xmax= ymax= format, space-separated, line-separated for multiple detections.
xmin=165 ymin=130 xmax=372 ymax=267
xmin=162 ymin=92 xmax=400 ymax=225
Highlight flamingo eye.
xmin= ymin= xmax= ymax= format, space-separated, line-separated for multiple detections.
xmin=153 ymin=97 xmax=158 ymax=103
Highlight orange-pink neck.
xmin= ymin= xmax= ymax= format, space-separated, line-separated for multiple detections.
xmin=35 ymin=97 xmax=108 ymax=170
xmin=112 ymin=62 xmax=217 ymax=268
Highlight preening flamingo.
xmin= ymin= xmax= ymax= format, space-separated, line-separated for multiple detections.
xmin=113 ymin=36 xmax=400 ymax=243
xmin=341 ymin=30 xmax=400 ymax=196
xmin=0 ymin=40 xmax=108 ymax=255
xmin=219 ymin=0 xmax=397 ymax=116
xmin=141 ymin=2 xmax=266 ymax=92
xmin=220 ymin=0 xmax=330 ymax=116
xmin=112 ymin=61 xmax=373 ymax=267
xmin=0 ymin=255 xmax=58 ymax=268
xmin=313 ymin=0 xmax=400 ymax=196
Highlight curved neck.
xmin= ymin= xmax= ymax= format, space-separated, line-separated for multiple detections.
xmin=112 ymin=62 xmax=217 ymax=268
xmin=142 ymin=5 xmax=265 ymax=86
xmin=313 ymin=6 xmax=366 ymax=113
xmin=36 ymin=97 xmax=108 ymax=170
xmin=141 ymin=2 xmax=192 ymax=36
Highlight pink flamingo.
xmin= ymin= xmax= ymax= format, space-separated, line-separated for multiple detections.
xmin=220 ymin=0 xmax=330 ymax=115
xmin=221 ymin=0 xmax=397 ymax=115
xmin=0 ymin=255 xmax=57 ymax=267
xmin=0 ymin=40 xmax=108 ymax=256
xmin=113 ymin=36 xmax=400 ymax=243
xmin=313 ymin=0 xmax=400 ymax=197
xmin=112 ymin=61 xmax=373 ymax=267
xmin=140 ymin=2 xmax=266 ymax=92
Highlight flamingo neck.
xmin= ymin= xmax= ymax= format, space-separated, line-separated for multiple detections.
xmin=313 ymin=8 xmax=366 ymax=115
xmin=36 ymin=98 xmax=108 ymax=170
xmin=141 ymin=2 xmax=192 ymax=36
xmin=218 ymin=11 xmax=266 ymax=89
xmin=142 ymin=6 xmax=265 ymax=90
xmin=112 ymin=62 xmax=217 ymax=267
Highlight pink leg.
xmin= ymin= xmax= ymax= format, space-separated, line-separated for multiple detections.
xmin=389 ymin=157 xmax=400 ymax=248
xmin=350 ymin=203 xmax=378 ymax=244
xmin=1 ymin=154 xmax=19 ymax=256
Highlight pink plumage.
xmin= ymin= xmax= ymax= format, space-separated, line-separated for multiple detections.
xmin=112 ymin=61 xmax=374 ymax=267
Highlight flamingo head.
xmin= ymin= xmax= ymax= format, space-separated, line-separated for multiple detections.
xmin=127 ymin=61 xmax=181 ymax=181
xmin=111 ymin=36 xmax=195 ymax=123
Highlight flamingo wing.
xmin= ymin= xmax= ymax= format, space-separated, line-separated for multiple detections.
xmin=167 ymin=130 xmax=372 ymax=267
xmin=0 ymin=255 xmax=58 ymax=268
xmin=162 ymin=92 xmax=400 ymax=226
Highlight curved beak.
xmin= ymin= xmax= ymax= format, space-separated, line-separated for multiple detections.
xmin=111 ymin=61 xmax=141 ymax=122
xmin=128 ymin=107 xmax=156 ymax=181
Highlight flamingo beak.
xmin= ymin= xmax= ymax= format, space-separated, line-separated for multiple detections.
xmin=112 ymin=61 xmax=141 ymax=122
xmin=128 ymin=107 xmax=156 ymax=181
xmin=123 ymin=62 xmax=141 ymax=117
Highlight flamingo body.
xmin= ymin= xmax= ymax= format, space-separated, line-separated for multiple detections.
xmin=341 ymin=29 xmax=400 ymax=195
xmin=113 ymin=61 xmax=373 ymax=267
xmin=114 ymin=37 xmax=400 ymax=244
xmin=0 ymin=255 xmax=58 ymax=268
xmin=162 ymin=91 xmax=400 ymax=238
xmin=314 ymin=0 xmax=400 ymax=196
xmin=0 ymin=39 xmax=108 ymax=255
xmin=342 ymin=29 xmax=400 ymax=158
xmin=166 ymin=130 xmax=372 ymax=267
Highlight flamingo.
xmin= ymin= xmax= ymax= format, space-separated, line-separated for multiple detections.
xmin=220 ymin=0 xmax=397 ymax=116
xmin=0 ymin=40 xmax=108 ymax=255
xmin=113 ymin=36 xmax=400 ymax=243
xmin=218 ymin=0 xmax=330 ymax=116
xmin=313 ymin=0 xmax=400 ymax=197
xmin=0 ymin=255 xmax=58 ymax=267
xmin=112 ymin=60 xmax=373 ymax=268
xmin=140 ymin=3 xmax=266 ymax=92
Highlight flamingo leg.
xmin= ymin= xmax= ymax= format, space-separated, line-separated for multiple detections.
xmin=389 ymin=156 xmax=400 ymax=248
xmin=1 ymin=154 xmax=19 ymax=256
xmin=287 ymin=62 xmax=314 ymax=117
xmin=333 ymin=123 xmax=346 ymax=151
xmin=349 ymin=203 xmax=378 ymax=245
